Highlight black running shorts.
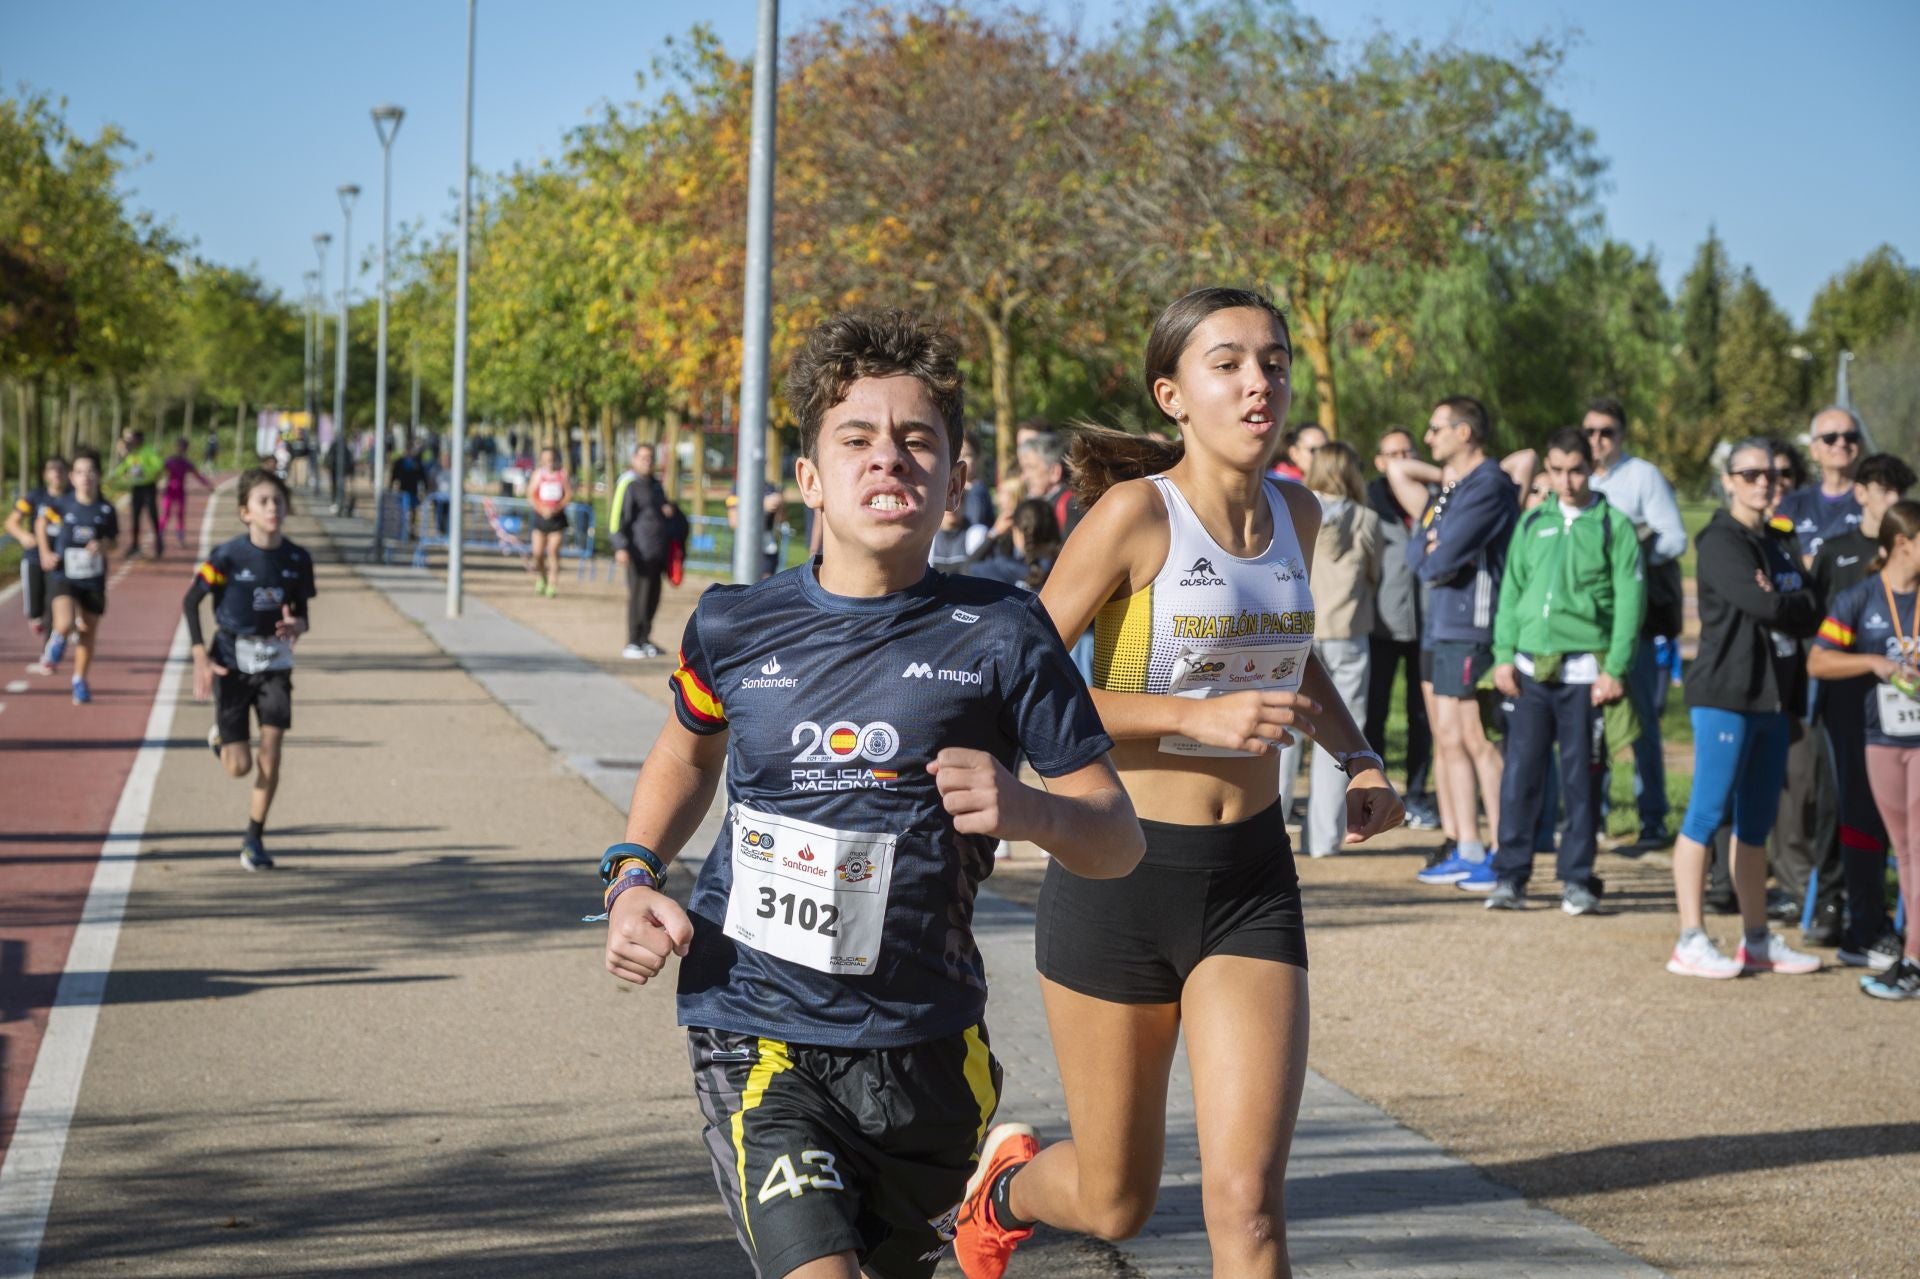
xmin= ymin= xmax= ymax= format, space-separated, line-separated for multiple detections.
xmin=216 ymin=668 xmax=293 ymax=744
xmin=687 ymin=1024 xmax=1001 ymax=1279
xmin=1035 ymin=798 xmax=1307 ymax=1004
xmin=1429 ymin=640 xmax=1493 ymax=699
xmin=51 ymin=578 xmax=106 ymax=617
xmin=533 ymin=511 xmax=568 ymax=535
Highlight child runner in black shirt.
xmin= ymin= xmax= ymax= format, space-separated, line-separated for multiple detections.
xmin=182 ymin=469 xmax=317 ymax=870
xmin=31 ymin=448 xmax=117 ymax=704
xmin=598 ymin=310 xmax=1142 ymax=1279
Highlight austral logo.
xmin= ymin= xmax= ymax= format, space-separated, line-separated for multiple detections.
xmin=1180 ymin=556 xmax=1226 ymax=586
xmin=742 ymin=653 xmax=799 ymax=690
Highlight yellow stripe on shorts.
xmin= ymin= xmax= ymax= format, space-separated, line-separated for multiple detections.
xmin=961 ymin=1025 xmax=998 ymax=1147
xmin=731 ymin=1038 xmax=792 ymax=1247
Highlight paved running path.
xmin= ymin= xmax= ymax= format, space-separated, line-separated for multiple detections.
xmin=0 ymin=483 xmax=224 ymax=1164
xmin=318 ymin=509 xmax=1665 ymax=1278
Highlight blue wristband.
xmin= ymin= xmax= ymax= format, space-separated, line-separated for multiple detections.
xmin=600 ymin=842 xmax=665 ymax=885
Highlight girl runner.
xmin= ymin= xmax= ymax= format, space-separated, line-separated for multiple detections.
xmin=1808 ymin=498 xmax=1920 ymax=998
xmin=1666 ymin=440 xmax=1823 ymax=979
xmin=161 ymin=436 xmax=213 ymax=550
xmin=954 ymin=287 xmax=1403 ymax=1278
xmin=32 ymin=448 xmax=117 ymax=704
xmin=527 ymin=447 xmax=570 ymax=597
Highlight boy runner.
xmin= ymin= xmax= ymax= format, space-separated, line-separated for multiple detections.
xmin=600 ymin=310 xmax=1142 ymax=1279
xmin=8 ymin=455 xmax=67 ymax=641
xmin=30 ymin=448 xmax=117 ymax=703
xmin=182 ymin=469 xmax=317 ymax=871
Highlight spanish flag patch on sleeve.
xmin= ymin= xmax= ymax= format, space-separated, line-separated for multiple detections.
xmin=1818 ymin=617 xmax=1855 ymax=648
xmin=671 ymin=651 xmax=726 ymax=727
xmin=197 ymin=561 xmax=226 ymax=587
xmin=1768 ymin=515 xmax=1795 ymax=534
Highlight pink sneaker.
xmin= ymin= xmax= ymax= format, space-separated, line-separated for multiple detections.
xmin=1666 ymin=933 xmax=1741 ymax=979
xmin=1737 ymin=934 xmax=1821 ymax=975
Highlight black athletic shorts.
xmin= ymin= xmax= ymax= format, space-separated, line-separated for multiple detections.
xmin=687 ymin=1024 xmax=1001 ymax=1279
xmin=533 ymin=511 xmax=568 ymax=535
xmin=51 ymin=578 xmax=106 ymax=617
xmin=216 ymin=667 xmax=293 ymax=744
xmin=1035 ymin=798 xmax=1306 ymax=1004
xmin=1429 ymin=640 xmax=1493 ymax=699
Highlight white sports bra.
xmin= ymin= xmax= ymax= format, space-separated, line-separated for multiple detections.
xmin=1092 ymin=473 xmax=1317 ymax=757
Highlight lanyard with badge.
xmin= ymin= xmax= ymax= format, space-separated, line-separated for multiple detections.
xmin=1876 ymin=575 xmax=1920 ymax=739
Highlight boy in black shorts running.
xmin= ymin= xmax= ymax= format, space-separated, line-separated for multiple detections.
xmin=599 ymin=310 xmax=1142 ymax=1279
xmin=32 ymin=448 xmax=117 ymax=704
xmin=182 ymin=469 xmax=317 ymax=870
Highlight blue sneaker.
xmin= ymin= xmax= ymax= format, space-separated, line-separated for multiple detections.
xmin=239 ymin=836 xmax=274 ymax=871
xmin=1455 ymin=857 xmax=1498 ymax=892
xmin=71 ymin=676 xmax=91 ymax=705
xmin=1417 ymin=852 xmax=1477 ymax=885
xmin=46 ymin=632 xmax=67 ymax=667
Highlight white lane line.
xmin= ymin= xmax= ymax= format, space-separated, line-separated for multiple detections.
xmin=4 ymin=681 xmax=26 ymax=693
xmin=0 ymin=479 xmax=227 ymax=1279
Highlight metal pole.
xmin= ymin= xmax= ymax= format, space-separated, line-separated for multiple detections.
xmin=333 ymin=185 xmax=359 ymax=514
xmin=448 ymin=0 xmax=476 ymax=617
xmin=732 ymin=0 xmax=779 ymax=585
xmin=410 ymin=347 xmax=420 ymax=453
xmin=310 ymin=238 xmax=329 ymax=495
xmin=302 ymin=273 xmax=314 ymax=467
xmin=371 ymin=105 xmax=404 ymax=561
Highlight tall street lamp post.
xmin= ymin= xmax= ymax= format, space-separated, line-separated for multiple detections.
xmin=447 ymin=0 xmax=476 ymax=617
xmin=310 ymin=236 xmax=330 ymax=495
xmin=332 ymin=184 xmax=360 ymax=514
xmin=732 ymin=0 xmax=779 ymax=584
xmin=370 ymin=104 xmax=404 ymax=560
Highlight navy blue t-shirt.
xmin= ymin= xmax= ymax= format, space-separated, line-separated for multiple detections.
xmin=1776 ymin=487 xmax=1861 ymax=561
xmin=47 ymin=494 xmax=118 ymax=585
xmin=194 ymin=535 xmax=318 ymax=668
xmin=670 ymin=565 xmax=1112 ymax=1048
xmin=1817 ymin=574 xmax=1920 ymax=747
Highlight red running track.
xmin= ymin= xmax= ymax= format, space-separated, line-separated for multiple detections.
xmin=0 ymin=490 xmax=217 ymax=1161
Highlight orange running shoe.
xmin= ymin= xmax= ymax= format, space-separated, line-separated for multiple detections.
xmin=954 ymin=1122 xmax=1038 ymax=1279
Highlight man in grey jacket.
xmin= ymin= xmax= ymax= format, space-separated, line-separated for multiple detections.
xmin=612 ymin=444 xmax=678 ymax=660
xmin=1584 ymin=397 xmax=1687 ymax=849
xmin=1366 ymin=428 xmax=1436 ymax=827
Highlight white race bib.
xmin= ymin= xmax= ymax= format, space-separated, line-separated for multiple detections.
xmin=1877 ymin=683 xmax=1920 ymax=739
xmin=62 ymin=545 xmax=101 ymax=579
xmin=1159 ymin=641 xmax=1313 ymax=757
xmin=724 ymin=803 xmax=897 ymax=976
xmin=234 ymin=634 xmax=294 ymax=674
xmin=537 ymin=480 xmax=565 ymax=504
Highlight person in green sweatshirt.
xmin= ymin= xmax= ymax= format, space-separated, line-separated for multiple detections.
xmin=1480 ymin=425 xmax=1646 ymax=913
xmin=110 ymin=429 xmax=167 ymax=559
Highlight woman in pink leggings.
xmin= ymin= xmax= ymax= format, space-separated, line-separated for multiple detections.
xmin=1809 ymin=498 xmax=1920 ymax=1000
xmin=162 ymin=437 xmax=213 ymax=548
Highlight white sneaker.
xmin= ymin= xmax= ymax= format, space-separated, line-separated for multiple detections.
xmin=621 ymin=644 xmax=647 ymax=660
xmin=1737 ymin=933 xmax=1821 ymax=975
xmin=1666 ymin=933 xmax=1742 ymax=979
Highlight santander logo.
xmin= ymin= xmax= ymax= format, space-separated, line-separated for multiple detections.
xmin=797 ymin=844 xmax=815 ymax=861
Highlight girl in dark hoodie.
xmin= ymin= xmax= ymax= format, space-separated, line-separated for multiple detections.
xmin=1668 ymin=440 xmax=1823 ymax=980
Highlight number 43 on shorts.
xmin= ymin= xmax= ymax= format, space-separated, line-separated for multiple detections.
xmin=758 ymin=1149 xmax=844 ymax=1203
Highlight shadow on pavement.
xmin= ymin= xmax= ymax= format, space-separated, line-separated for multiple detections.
xmin=2 ymin=966 xmax=452 ymax=1014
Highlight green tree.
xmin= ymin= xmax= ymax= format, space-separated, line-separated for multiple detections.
xmin=1716 ymin=270 xmax=1799 ymax=440
xmin=1805 ymin=245 xmax=1920 ymax=399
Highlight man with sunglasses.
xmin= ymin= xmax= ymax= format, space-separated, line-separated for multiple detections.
xmin=1777 ymin=407 xmax=1866 ymax=565
xmin=1583 ymin=397 xmax=1687 ymax=852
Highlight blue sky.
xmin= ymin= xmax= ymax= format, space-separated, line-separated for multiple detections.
xmin=4 ymin=0 xmax=1916 ymax=324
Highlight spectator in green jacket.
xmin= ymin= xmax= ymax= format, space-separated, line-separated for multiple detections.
xmin=110 ymin=430 xmax=167 ymax=559
xmin=1480 ymin=425 xmax=1646 ymax=914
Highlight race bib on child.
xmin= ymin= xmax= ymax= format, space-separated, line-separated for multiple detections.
xmin=724 ymin=803 xmax=897 ymax=976
xmin=1159 ymin=641 xmax=1313 ymax=757
xmin=234 ymin=634 xmax=294 ymax=674
xmin=1876 ymin=683 xmax=1920 ymax=738
xmin=62 ymin=545 xmax=101 ymax=579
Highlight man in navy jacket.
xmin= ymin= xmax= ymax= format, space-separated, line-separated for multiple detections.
xmin=1406 ymin=396 xmax=1520 ymax=887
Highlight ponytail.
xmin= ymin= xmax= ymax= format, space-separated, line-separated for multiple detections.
xmin=1870 ymin=499 xmax=1920 ymax=573
xmin=1062 ymin=421 xmax=1184 ymax=510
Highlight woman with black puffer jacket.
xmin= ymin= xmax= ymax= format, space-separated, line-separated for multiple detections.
xmin=1667 ymin=439 xmax=1824 ymax=981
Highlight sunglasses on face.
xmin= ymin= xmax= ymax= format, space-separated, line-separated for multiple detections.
xmin=1729 ymin=468 xmax=1778 ymax=486
xmin=1584 ymin=426 xmax=1619 ymax=440
xmin=1815 ymin=431 xmax=1862 ymax=447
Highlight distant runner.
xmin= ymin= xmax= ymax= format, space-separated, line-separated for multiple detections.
xmin=161 ymin=436 xmax=214 ymax=551
xmin=7 ymin=454 xmax=67 ymax=641
xmin=527 ymin=447 xmax=570 ymax=597
xmin=30 ymin=448 xmax=117 ymax=704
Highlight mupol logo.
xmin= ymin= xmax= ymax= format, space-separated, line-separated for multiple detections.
xmin=742 ymin=654 xmax=799 ymax=690
xmin=1180 ymin=556 xmax=1225 ymax=587
xmin=904 ymin=662 xmax=934 ymax=679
